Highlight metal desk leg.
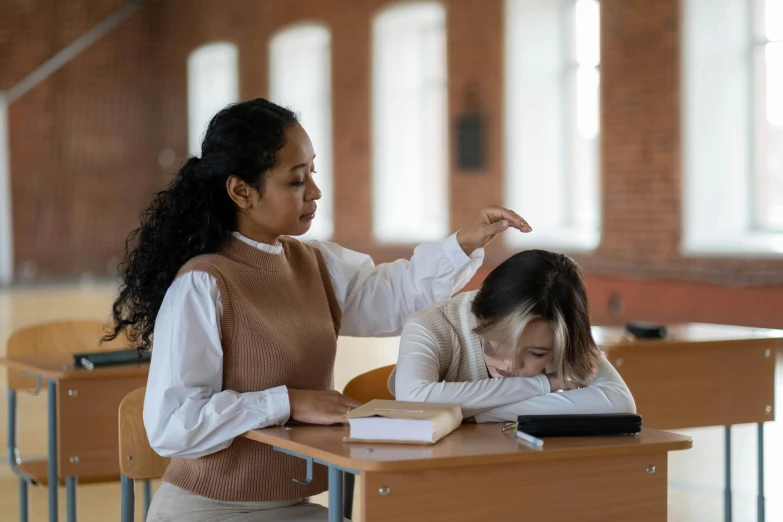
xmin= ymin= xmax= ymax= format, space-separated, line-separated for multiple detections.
xmin=19 ymin=477 xmax=29 ymax=522
xmin=66 ymin=477 xmax=76 ymax=522
xmin=143 ymin=479 xmax=152 ymax=521
xmin=47 ymin=380 xmax=58 ymax=522
xmin=758 ymin=423 xmax=765 ymax=522
xmin=328 ymin=466 xmax=344 ymax=522
xmin=344 ymin=473 xmax=355 ymax=519
xmin=272 ymin=446 xmax=356 ymax=521
xmin=9 ymin=389 xmax=29 ymax=522
xmin=725 ymin=426 xmax=732 ymax=522
xmin=120 ymin=474 xmax=134 ymax=522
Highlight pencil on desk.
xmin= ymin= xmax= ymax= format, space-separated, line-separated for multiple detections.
xmin=515 ymin=429 xmax=544 ymax=448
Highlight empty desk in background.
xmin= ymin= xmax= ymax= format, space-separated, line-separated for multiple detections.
xmin=594 ymin=323 xmax=782 ymax=522
xmin=1 ymin=354 xmax=149 ymax=522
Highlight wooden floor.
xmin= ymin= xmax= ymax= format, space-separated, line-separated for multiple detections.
xmin=0 ymin=283 xmax=781 ymax=521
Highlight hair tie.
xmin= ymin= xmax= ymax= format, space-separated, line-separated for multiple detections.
xmin=188 ymin=155 xmax=210 ymax=180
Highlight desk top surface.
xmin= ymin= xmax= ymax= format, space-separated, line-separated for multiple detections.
xmin=593 ymin=322 xmax=783 ymax=348
xmin=3 ymin=322 xmax=778 ymax=379
xmin=243 ymin=425 xmax=692 ymax=472
xmin=0 ymin=354 xmax=149 ymax=380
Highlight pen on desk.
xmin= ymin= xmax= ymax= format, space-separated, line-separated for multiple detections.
xmin=515 ymin=429 xmax=544 ymax=448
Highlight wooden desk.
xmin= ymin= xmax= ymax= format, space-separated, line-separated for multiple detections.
xmin=245 ymin=425 xmax=692 ymax=522
xmin=1 ymin=355 xmax=149 ymax=522
xmin=594 ymin=323 xmax=782 ymax=522
xmin=3 ymin=355 xmax=149 ymax=382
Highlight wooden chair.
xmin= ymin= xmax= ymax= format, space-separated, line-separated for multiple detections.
xmin=119 ymin=387 xmax=169 ymax=522
xmin=5 ymin=320 xmax=133 ymax=522
xmin=341 ymin=364 xmax=396 ymax=519
xmin=342 ymin=364 xmax=395 ymax=403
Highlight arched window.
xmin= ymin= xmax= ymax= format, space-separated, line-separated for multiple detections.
xmin=683 ymin=0 xmax=783 ymax=255
xmin=269 ymin=24 xmax=333 ymax=240
xmin=505 ymin=0 xmax=601 ymax=251
xmin=372 ymin=2 xmax=448 ymax=242
xmin=187 ymin=42 xmax=239 ymax=156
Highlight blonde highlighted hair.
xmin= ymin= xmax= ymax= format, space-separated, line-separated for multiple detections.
xmin=472 ymin=250 xmax=600 ymax=386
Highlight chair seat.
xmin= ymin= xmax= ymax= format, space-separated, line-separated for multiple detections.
xmin=16 ymin=459 xmax=120 ymax=486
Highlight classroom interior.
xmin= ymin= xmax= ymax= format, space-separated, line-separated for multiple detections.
xmin=1 ymin=0 xmax=782 ymax=520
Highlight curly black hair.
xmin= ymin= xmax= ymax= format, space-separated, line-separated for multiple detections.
xmin=103 ymin=98 xmax=299 ymax=350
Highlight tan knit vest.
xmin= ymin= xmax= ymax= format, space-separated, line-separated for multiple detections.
xmin=162 ymin=236 xmax=342 ymax=502
xmin=387 ymin=291 xmax=486 ymax=397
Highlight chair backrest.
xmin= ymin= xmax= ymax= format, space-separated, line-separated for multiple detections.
xmin=342 ymin=365 xmax=396 ymax=403
xmin=6 ymin=319 xmax=127 ymax=391
xmin=118 ymin=387 xmax=170 ymax=480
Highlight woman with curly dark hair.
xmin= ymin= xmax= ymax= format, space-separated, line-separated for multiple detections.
xmin=104 ymin=98 xmax=530 ymax=521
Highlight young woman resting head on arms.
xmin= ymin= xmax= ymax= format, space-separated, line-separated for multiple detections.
xmin=390 ymin=249 xmax=636 ymax=422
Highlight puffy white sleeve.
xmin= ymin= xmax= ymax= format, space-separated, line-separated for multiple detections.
xmin=143 ymin=271 xmax=291 ymax=459
xmin=473 ymin=355 xmax=637 ymax=423
xmin=393 ymin=319 xmax=551 ymax=419
xmin=309 ymin=233 xmax=484 ymax=337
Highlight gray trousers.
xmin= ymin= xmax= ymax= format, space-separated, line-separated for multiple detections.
xmin=146 ymin=482 xmax=345 ymax=522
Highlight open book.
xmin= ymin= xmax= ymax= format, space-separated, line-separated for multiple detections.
xmin=345 ymin=400 xmax=462 ymax=444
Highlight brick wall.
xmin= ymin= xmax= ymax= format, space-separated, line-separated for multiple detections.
xmin=2 ymin=0 xmax=160 ymax=279
xmin=3 ymin=0 xmax=783 ymax=327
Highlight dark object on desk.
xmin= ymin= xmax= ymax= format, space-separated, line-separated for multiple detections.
xmin=516 ymin=414 xmax=643 ymax=437
xmin=625 ymin=321 xmax=667 ymax=339
xmin=73 ymin=349 xmax=150 ymax=370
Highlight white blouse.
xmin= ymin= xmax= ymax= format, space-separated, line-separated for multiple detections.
xmin=144 ymin=232 xmax=483 ymax=458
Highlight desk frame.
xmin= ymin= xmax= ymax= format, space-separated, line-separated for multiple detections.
xmin=597 ymin=326 xmax=779 ymax=522
xmin=7 ymin=379 xmax=69 ymax=522
xmin=4 ymin=360 xmax=150 ymax=522
xmin=272 ymin=446 xmax=358 ymax=522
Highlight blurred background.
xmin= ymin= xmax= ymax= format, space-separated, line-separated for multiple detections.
xmin=0 ymin=0 xmax=781 ymax=521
